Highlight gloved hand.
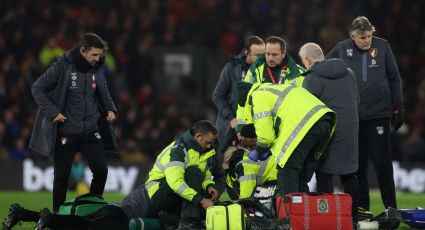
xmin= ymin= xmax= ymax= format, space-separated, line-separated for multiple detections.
xmin=258 ymin=151 xmax=271 ymax=161
xmin=391 ymin=108 xmax=404 ymax=131
xmin=248 ymin=150 xmax=259 ymax=161
xmin=248 ymin=150 xmax=271 ymax=161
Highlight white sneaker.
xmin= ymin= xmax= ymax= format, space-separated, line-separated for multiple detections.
xmin=357 ymin=220 xmax=379 ymax=230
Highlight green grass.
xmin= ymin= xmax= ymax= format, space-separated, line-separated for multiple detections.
xmin=1 ymin=190 xmax=424 ymax=229
xmin=368 ymin=190 xmax=424 ymax=230
xmin=369 ymin=190 xmax=424 ymax=214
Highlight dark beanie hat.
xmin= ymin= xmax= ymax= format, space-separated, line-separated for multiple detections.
xmin=235 ymin=81 xmax=253 ymax=106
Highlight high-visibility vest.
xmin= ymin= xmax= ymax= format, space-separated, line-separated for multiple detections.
xmin=145 ymin=131 xmax=215 ymax=201
xmin=248 ymin=83 xmax=336 ymax=168
xmin=233 ymin=152 xmax=277 ymax=198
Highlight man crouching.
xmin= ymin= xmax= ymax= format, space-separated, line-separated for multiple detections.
xmin=144 ymin=120 xmax=218 ymax=229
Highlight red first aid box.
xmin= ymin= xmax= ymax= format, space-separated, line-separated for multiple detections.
xmin=276 ymin=192 xmax=353 ymax=230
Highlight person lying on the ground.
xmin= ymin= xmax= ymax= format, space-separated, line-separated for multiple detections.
xmin=3 ymin=203 xmax=127 ymax=230
xmin=2 ymin=184 xmax=153 ymax=230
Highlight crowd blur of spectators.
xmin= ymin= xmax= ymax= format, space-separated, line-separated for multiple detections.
xmin=0 ymin=0 xmax=424 ymax=163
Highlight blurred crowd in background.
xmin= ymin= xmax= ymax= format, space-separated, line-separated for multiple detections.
xmin=1 ymin=0 xmax=424 ymax=164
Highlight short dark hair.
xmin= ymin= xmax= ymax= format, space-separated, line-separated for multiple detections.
xmin=192 ymin=120 xmax=217 ymax=136
xmin=78 ymin=33 xmax=108 ymax=51
xmin=265 ymin=36 xmax=286 ymax=52
xmin=244 ymin=36 xmax=264 ymax=54
xmin=240 ymin=124 xmax=256 ymax=138
xmin=350 ymin=16 xmax=375 ymax=36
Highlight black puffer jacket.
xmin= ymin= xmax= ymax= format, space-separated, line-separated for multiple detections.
xmin=212 ymin=51 xmax=248 ymax=151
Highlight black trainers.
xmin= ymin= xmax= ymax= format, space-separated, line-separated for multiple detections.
xmin=35 ymin=208 xmax=52 ymax=230
xmin=2 ymin=203 xmax=23 ymax=230
xmin=357 ymin=207 xmax=374 ymax=221
xmin=371 ymin=207 xmax=401 ymax=229
xmin=178 ymin=218 xmax=205 ymax=230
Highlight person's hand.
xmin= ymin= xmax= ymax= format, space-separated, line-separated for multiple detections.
xmin=236 ymin=132 xmax=242 ymax=141
xmin=248 ymin=150 xmax=271 ymax=161
xmin=106 ymin=111 xmax=116 ymax=123
xmin=52 ymin=113 xmax=67 ymax=123
xmin=200 ymin=198 xmax=214 ymax=209
xmin=230 ymin=118 xmax=237 ymax=129
xmin=208 ymin=186 xmax=219 ymax=201
xmin=248 ymin=150 xmax=259 ymax=161
xmin=258 ymin=151 xmax=271 ymax=161
xmin=391 ymin=108 xmax=403 ymax=131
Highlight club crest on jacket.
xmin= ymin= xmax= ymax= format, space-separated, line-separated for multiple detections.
xmin=376 ymin=126 xmax=384 ymax=135
xmin=60 ymin=137 xmax=68 ymax=145
xmin=369 ymin=48 xmax=378 ymax=58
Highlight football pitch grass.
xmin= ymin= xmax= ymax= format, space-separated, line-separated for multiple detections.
xmin=0 ymin=190 xmax=423 ymax=229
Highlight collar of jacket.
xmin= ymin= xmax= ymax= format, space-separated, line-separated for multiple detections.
xmin=180 ymin=129 xmax=202 ymax=153
xmin=300 ymin=70 xmax=312 ymax=77
xmin=66 ymin=47 xmax=105 ymax=73
xmin=236 ymin=49 xmax=246 ymax=60
xmin=231 ymin=49 xmax=247 ymax=67
xmin=178 ymin=130 xmax=216 ymax=161
xmin=249 ymin=54 xmax=301 ymax=80
xmin=249 ymin=53 xmax=266 ymax=74
xmin=284 ymin=55 xmax=302 ymax=80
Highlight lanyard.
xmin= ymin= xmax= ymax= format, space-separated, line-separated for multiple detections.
xmin=266 ymin=65 xmax=287 ymax=84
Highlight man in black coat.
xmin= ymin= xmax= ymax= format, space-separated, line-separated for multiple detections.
xmin=299 ymin=42 xmax=359 ymax=222
xmin=326 ymin=16 xmax=403 ymax=213
xmin=212 ymin=36 xmax=265 ymax=150
xmin=29 ymin=33 xmax=118 ymax=212
xmin=211 ymin=36 xmax=264 ymax=194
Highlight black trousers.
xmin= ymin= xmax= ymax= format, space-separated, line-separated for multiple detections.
xmin=148 ymin=166 xmax=206 ymax=219
xmin=357 ymin=118 xmax=397 ymax=210
xmin=277 ymin=118 xmax=332 ymax=196
xmin=316 ymin=172 xmax=359 ymax=222
xmin=53 ymin=131 xmax=108 ymax=212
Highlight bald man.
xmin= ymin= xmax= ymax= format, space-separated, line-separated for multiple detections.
xmin=299 ymin=43 xmax=360 ymax=222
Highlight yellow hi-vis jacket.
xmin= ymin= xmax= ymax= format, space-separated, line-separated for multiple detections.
xmin=227 ymin=151 xmax=277 ymax=198
xmin=145 ymin=130 xmax=215 ymax=202
xmin=235 ymin=82 xmax=262 ymax=132
xmin=236 ymin=54 xmax=306 ymax=132
xmin=248 ymin=83 xmax=336 ymax=168
xmin=243 ymin=59 xmax=305 ymax=86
